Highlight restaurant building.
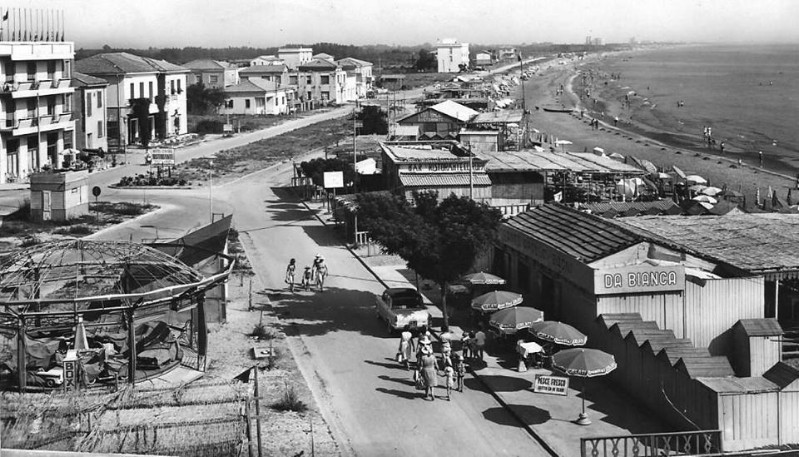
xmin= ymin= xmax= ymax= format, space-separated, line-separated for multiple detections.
xmin=494 ymin=204 xmax=798 ymax=450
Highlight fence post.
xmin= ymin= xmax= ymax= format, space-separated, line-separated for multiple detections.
xmin=254 ymin=366 xmax=263 ymax=457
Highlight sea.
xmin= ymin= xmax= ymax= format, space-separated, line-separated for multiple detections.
xmin=587 ymin=43 xmax=799 ymax=174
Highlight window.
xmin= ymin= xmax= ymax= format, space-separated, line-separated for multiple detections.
xmin=3 ymin=61 xmax=13 ymax=82
xmin=26 ymin=99 xmax=35 ymax=118
xmin=97 ymin=91 xmax=102 ymax=108
xmin=306 ymin=75 xmax=312 ymax=84
xmin=209 ymin=75 xmax=218 ymax=85
xmin=170 ymin=80 xmax=175 ymax=94
xmin=289 ymin=75 xmax=298 ymax=85
xmin=65 ymin=94 xmax=72 ymax=112
xmin=97 ymin=120 xmax=104 ymax=138
xmin=26 ymin=62 xmax=36 ymax=81
xmin=130 ymin=83 xmax=135 ymax=99
xmin=307 ymin=91 xmax=312 ymax=100
xmin=245 ymin=99 xmax=251 ymax=108
xmin=321 ymin=91 xmax=329 ymax=100
xmin=139 ymin=82 xmax=144 ymax=100
xmin=47 ymin=61 xmax=56 ymax=79
xmin=86 ymin=93 xmax=92 ymax=117
xmin=321 ymin=75 xmax=330 ymax=84
xmin=47 ymin=97 xmax=55 ymax=116
xmin=148 ymin=82 xmax=153 ymax=102
xmin=177 ymin=79 xmax=181 ymax=93
xmin=226 ymin=99 xmax=233 ymax=108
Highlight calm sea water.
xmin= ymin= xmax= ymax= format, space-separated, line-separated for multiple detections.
xmin=598 ymin=44 xmax=799 ymax=167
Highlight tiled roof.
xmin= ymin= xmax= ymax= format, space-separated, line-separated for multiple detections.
xmin=470 ymin=110 xmax=524 ymax=124
xmin=399 ymin=173 xmax=491 ymax=187
xmin=735 ymin=318 xmax=782 ymax=337
xmin=313 ymin=53 xmax=335 ymax=60
xmin=71 ymin=71 xmax=108 ymax=87
xmin=580 ymin=200 xmax=682 ymax=217
xmin=336 ymin=57 xmax=373 ymax=68
xmin=183 ymin=59 xmax=235 ymax=71
xmin=240 ymin=65 xmax=288 ymax=74
xmin=617 ymin=214 xmax=799 ymax=278
xmin=224 ymin=78 xmax=279 ymax=94
xmin=676 ymin=356 xmax=736 ymax=378
xmin=503 ymin=204 xmax=643 ymax=263
xmin=298 ymin=58 xmax=338 ymax=71
xmin=76 ymin=52 xmax=187 ymax=75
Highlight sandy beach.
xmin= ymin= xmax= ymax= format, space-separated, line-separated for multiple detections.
xmin=515 ymin=54 xmax=798 ymax=210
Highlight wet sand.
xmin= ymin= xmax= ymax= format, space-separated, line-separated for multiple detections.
xmin=514 ymin=56 xmax=798 ymax=209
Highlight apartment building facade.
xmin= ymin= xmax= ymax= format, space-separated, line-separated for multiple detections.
xmin=0 ymin=39 xmax=76 ymax=183
xmin=238 ymin=64 xmax=290 ymax=87
xmin=336 ymin=57 xmax=373 ymax=98
xmin=221 ymin=78 xmax=294 ymax=116
xmin=436 ymin=39 xmax=470 ymax=73
xmin=71 ymin=71 xmax=108 ymax=152
xmin=294 ymin=58 xmax=347 ymax=106
xmin=278 ymin=47 xmax=313 ymax=69
xmin=75 ymin=52 xmax=188 ymax=152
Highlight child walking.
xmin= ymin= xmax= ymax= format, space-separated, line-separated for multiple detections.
xmin=444 ymin=365 xmax=455 ymax=401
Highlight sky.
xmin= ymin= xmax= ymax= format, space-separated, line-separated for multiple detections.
xmin=3 ymin=0 xmax=799 ymax=49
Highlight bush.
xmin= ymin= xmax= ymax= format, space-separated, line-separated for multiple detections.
xmin=20 ymin=235 xmax=41 ymax=247
xmin=272 ymin=382 xmax=307 ymax=413
xmin=53 ymin=225 xmax=93 ymax=236
xmin=194 ymin=119 xmax=224 ymax=134
xmin=251 ymin=322 xmax=274 ymax=341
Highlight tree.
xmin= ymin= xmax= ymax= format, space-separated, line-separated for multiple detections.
xmin=299 ymin=157 xmax=357 ymax=188
xmin=415 ymin=49 xmax=436 ymax=72
xmin=357 ymin=105 xmax=387 ymax=135
xmin=356 ymin=191 xmax=502 ymax=330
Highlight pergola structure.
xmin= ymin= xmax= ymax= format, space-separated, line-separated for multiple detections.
xmin=0 ymin=240 xmax=234 ymax=391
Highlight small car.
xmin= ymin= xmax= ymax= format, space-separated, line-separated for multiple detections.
xmin=375 ymin=287 xmax=431 ymax=334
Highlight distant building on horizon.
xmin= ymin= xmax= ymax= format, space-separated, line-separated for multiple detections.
xmin=278 ymin=47 xmax=313 ymax=70
xmin=249 ymin=55 xmax=284 ymax=66
xmin=436 ymin=38 xmax=470 ymax=73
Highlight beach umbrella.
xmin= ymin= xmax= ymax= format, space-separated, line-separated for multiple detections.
xmin=489 ymin=306 xmax=544 ymax=334
xmin=685 ymin=175 xmax=707 ymax=185
xmin=688 ymin=184 xmax=707 ymax=193
xmin=552 ymin=348 xmax=618 ymax=425
xmin=530 ymin=321 xmax=587 ymax=346
xmin=74 ymin=317 xmax=89 ymax=351
xmin=700 ymin=186 xmax=723 ymax=196
xmin=461 ymin=271 xmax=506 ymax=285
xmin=692 ymin=195 xmax=718 ymax=204
xmin=672 ymin=165 xmax=687 ymax=179
xmin=471 ymin=290 xmax=523 ymax=312
xmin=655 ymin=172 xmax=671 ymax=180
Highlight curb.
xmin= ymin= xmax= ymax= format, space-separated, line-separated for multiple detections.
xmin=295 ymin=191 xmax=561 ymax=457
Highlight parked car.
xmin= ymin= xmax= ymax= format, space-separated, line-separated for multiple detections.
xmin=375 ymin=287 xmax=431 ymax=334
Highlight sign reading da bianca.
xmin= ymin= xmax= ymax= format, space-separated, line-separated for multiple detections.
xmin=593 ymin=264 xmax=685 ymax=295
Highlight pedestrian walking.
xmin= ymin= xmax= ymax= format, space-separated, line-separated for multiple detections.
xmin=720 ymin=141 xmax=725 ymax=154
xmin=759 ymin=151 xmax=764 ymax=168
xmin=300 ymin=266 xmax=312 ymax=291
xmin=474 ymin=328 xmax=486 ymax=362
xmin=460 ymin=331 xmax=472 ymax=360
xmin=418 ymin=335 xmax=438 ymax=401
xmin=443 ymin=365 xmax=455 ymax=401
xmin=397 ymin=330 xmax=412 ymax=370
xmin=455 ymin=353 xmax=466 ymax=392
xmin=285 ymin=258 xmax=296 ymax=292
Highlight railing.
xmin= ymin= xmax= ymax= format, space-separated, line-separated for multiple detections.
xmin=581 ymin=430 xmax=723 ymax=457
xmin=355 ymin=230 xmax=371 ymax=246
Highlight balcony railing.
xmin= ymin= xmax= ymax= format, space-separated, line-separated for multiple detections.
xmin=580 ymin=430 xmax=723 ymax=457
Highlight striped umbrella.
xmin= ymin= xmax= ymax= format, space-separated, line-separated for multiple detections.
xmin=530 ymin=321 xmax=587 ymax=346
xmin=471 ymin=290 xmax=523 ymax=312
xmin=461 ymin=271 xmax=506 ymax=285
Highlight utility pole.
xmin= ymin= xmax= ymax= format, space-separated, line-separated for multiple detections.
xmin=468 ymin=146 xmax=474 ymax=200
xmin=353 ymin=106 xmax=357 ymax=193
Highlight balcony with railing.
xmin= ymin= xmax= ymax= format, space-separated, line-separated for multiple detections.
xmin=3 ymin=77 xmax=74 ymax=97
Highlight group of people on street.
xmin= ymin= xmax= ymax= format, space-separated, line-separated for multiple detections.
xmin=397 ymin=326 xmax=488 ymax=401
xmin=285 ymin=254 xmax=329 ymax=292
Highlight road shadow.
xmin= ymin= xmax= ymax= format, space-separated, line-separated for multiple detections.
xmin=572 ymin=376 xmax=671 ymax=435
xmin=375 ymin=387 xmax=420 ymax=401
xmin=377 ymin=374 xmax=415 ymax=387
xmin=301 ymin=224 xmax=346 ymax=247
xmin=264 ymin=286 xmax=392 ymax=339
xmin=482 ymin=405 xmax=551 ymax=426
xmin=364 ymin=359 xmax=408 ymax=371
xmin=463 ymin=375 xmax=532 ymax=392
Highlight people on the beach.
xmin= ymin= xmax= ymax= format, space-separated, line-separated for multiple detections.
xmin=719 ymin=141 xmax=725 ymax=154
xmin=398 ymin=330 xmax=412 ymax=370
xmin=285 ymin=258 xmax=296 ymax=292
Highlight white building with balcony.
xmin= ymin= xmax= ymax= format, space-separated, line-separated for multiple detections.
xmin=0 ymin=39 xmax=76 ymax=183
xmin=278 ymin=47 xmax=313 ymax=70
xmin=75 ymin=52 xmax=188 ymax=153
xmin=71 ymin=71 xmax=108 ymax=153
xmin=436 ymin=38 xmax=470 ymax=73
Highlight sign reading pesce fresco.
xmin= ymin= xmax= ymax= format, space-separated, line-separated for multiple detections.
xmin=594 ymin=264 xmax=685 ymax=295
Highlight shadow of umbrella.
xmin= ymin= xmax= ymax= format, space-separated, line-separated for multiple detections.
xmin=482 ymin=405 xmax=552 ymax=426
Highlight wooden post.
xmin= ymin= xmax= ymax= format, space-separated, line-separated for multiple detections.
xmin=17 ymin=316 xmax=27 ymax=393
xmin=775 ymin=279 xmax=780 ymax=321
xmin=197 ymin=293 xmax=208 ymax=368
xmin=127 ymin=310 xmax=136 ymax=386
xmin=254 ymin=367 xmax=263 ymax=457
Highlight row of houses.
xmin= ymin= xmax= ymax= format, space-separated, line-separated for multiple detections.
xmin=182 ymin=48 xmax=374 ymax=115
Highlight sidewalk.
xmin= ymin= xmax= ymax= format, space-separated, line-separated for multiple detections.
xmin=303 ymin=198 xmax=672 ymax=457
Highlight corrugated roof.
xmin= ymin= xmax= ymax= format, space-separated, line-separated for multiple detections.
xmin=697 ymin=376 xmax=779 ymax=394
xmin=470 ymin=110 xmax=524 ymax=124
xmin=658 ymin=347 xmax=711 ymax=365
xmin=431 ymin=100 xmax=479 ymax=123
xmin=71 ymin=71 xmax=108 ymax=87
xmin=503 ymin=204 xmax=643 ymax=263
xmin=763 ymin=362 xmax=799 ymax=389
xmin=736 ymin=318 xmax=783 ymax=337
xmin=183 ymin=59 xmax=235 ymax=71
xmin=618 ymin=214 xmax=799 ymax=277
xmin=76 ymin=52 xmax=187 ymax=75
xmin=400 ymin=173 xmax=491 ymax=187
xmin=224 ymin=78 xmax=279 ymax=94
xmin=581 ymin=200 xmax=681 ymax=217
xmin=480 ymin=150 xmax=646 ymax=174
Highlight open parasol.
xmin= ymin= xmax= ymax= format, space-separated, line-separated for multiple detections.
xmin=685 ymin=175 xmax=707 ymax=185
xmin=461 ymin=271 xmax=506 ymax=285
xmin=552 ymin=347 xmax=617 ymax=425
xmin=530 ymin=321 xmax=587 ymax=346
xmin=471 ymin=290 xmax=523 ymax=313
xmin=489 ymin=306 xmax=544 ymax=334
xmin=692 ymin=195 xmax=717 ymax=204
